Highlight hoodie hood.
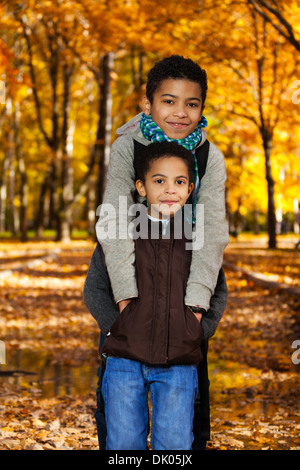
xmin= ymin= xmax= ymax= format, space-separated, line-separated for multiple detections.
xmin=116 ymin=113 xmax=144 ymax=136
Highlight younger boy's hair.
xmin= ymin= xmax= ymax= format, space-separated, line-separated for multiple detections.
xmin=146 ymin=55 xmax=208 ymax=106
xmin=135 ymin=141 xmax=195 ymax=185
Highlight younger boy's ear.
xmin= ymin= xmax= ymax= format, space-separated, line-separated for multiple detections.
xmin=142 ymin=96 xmax=151 ymax=116
xmin=188 ymin=182 xmax=194 ymax=197
xmin=136 ymin=180 xmax=147 ymax=197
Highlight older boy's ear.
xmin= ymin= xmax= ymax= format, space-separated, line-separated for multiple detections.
xmin=142 ymin=96 xmax=151 ymax=116
xmin=136 ymin=180 xmax=147 ymax=197
xmin=188 ymin=182 xmax=194 ymax=196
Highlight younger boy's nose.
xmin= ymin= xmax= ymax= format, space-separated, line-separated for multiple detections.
xmin=165 ymin=185 xmax=176 ymax=194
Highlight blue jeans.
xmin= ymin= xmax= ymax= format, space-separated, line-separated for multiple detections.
xmin=101 ymin=356 xmax=199 ymax=450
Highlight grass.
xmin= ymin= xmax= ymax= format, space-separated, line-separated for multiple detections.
xmin=0 ymin=229 xmax=93 ymax=241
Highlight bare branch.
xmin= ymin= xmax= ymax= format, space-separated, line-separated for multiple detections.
xmin=247 ymin=0 xmax=300 ymax=51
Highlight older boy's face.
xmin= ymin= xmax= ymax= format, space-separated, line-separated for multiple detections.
xmin=143 ymin=79 xmax=204 ymax=140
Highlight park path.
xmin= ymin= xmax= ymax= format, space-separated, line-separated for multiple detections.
xmin=0 ymin=237 xmax=299 ymax=450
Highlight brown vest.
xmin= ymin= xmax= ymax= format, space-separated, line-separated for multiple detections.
xmin=101 ymin=214 xmax=203 ymax=365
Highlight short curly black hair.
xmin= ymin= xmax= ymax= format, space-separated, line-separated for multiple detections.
xmin=135 ymin=141 xmax=195 ymax=184
xmin=146 ymin=55 xmax=207 ymax=106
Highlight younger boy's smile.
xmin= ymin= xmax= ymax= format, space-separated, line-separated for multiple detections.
xmin=143 ymin=78 xmax=204 ymax=140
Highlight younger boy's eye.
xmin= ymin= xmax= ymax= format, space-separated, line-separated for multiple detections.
xmin=155 ymin=179 xmax=164 ymax=184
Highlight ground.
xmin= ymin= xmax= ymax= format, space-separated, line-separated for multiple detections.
xmin=0 ymin=235 xmax=299 ymax=450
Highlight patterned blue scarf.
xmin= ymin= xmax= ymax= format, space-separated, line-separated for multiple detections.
xmin=140 ymin=112 xmax=208 ymax=224
xmin=140 ymin=112 xmax=207 ymax=150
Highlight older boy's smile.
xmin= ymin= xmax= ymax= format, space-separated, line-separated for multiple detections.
xmin=167 ymin=121 xmax=189 ymax=130
xmin=143 ymin=78 xmax=204 ymax=140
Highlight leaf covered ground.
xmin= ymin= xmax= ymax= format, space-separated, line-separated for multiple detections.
xmin=0 ymin=236 xmax=299 ymax=450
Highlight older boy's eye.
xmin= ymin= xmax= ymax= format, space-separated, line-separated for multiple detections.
xmin=155 ymin=179 xmax=164 ymax=184
xmin=163 ymin=99 xmax=174 ymax=104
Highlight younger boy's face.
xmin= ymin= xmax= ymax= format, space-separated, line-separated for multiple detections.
xmin=136 ymin=156 xmax=194 ymax=219
xmin=143 ymin=79 xmax=204 ymax=140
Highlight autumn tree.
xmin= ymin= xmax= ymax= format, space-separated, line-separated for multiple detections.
xmin=12 ymin=1 xmax=79 ymax=241
xmin=0 ymin=8 xmax=31 ymax=239
xmin=187 ymin=0 xmax=299 ymax=247
xmin=1 ymin=0 xmax=117 ymax=241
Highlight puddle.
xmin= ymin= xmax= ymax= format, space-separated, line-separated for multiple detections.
xmin=2 ymin=348 xmax=299 ymax=422
xmin=207 ymin=357 xmax=299 ymax=422
xmin=1 ymin=349 xmax=99 ymax=398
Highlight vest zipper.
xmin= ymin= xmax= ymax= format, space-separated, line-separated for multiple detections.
xmin=150 ymin=243 xmax=158 ymax=364
xmin=165 ymin=234 xmax=174 ymax=363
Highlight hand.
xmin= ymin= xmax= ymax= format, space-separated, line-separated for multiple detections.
xmin=187 ymin=306 xmax=204 ymax=323
xmin=118 ymin=299 xmax=132 ymax=313
xmin=193 ymin=312 xmax=202 ymax=323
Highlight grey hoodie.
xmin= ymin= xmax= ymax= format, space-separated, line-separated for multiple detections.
xmin=96 ymin=113 xmax=229 ymax=310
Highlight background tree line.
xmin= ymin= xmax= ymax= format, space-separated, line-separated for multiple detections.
xmin=0 ymin=0 xmax=299 ymax=247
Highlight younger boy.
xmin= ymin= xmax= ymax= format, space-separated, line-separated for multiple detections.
xmin=101 ymin=142 xmax=203 ymax=450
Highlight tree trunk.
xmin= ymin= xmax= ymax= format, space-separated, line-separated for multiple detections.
xmin=87 ymin=175 xmax=96 ymax=236
xmin=254 ymin=207 xmax=260 ymax=234
xmin=96 ymin=53 xmax=114 ymax=207
xmin=6 ymin=97 xmax=19 ymax=235
xmin=34 ymin=176 xmax=48 ymax=238
xmin=63 ymin=55 xmax=114 ymax=234
xmin=14 ymin=102 xmax=28 ymax=242
xmin=0 ymin=153 xmax=9 ymax=233
xmin=49 ymin=158 xmax=60 ymax=234
xmin=56 ymin=63 xmax=74 ymax=242
xmin=262 ymin=130 xmax=277 ymax=249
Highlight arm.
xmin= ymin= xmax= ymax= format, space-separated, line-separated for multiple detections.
xmin=95 ymin=135 xmax=138 ymax=304
xmin=185 ymin=142 xmax=230 ymax=310
xmin=201 ymin=267 xmax=228 ymax=339
xmin=83 ymin=243 xmax=119 ymax=336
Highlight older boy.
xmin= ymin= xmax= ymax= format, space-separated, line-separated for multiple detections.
xmin=96 ymin=55 xmax=229 ymax=316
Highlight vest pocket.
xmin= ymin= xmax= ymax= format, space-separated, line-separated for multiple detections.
xmin=184 ymin=306 xmax=203 ymax=343
xmin=182 ymin=306 xmax=203 ymax=363
xmin=167 ymin=306 xmax=203 ymax=364
xmin=109 ymin=298 xmax=139 ymax=340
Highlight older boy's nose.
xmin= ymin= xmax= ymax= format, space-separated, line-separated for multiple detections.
xmin=173 ymin=105 xmax=187 ymax=117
